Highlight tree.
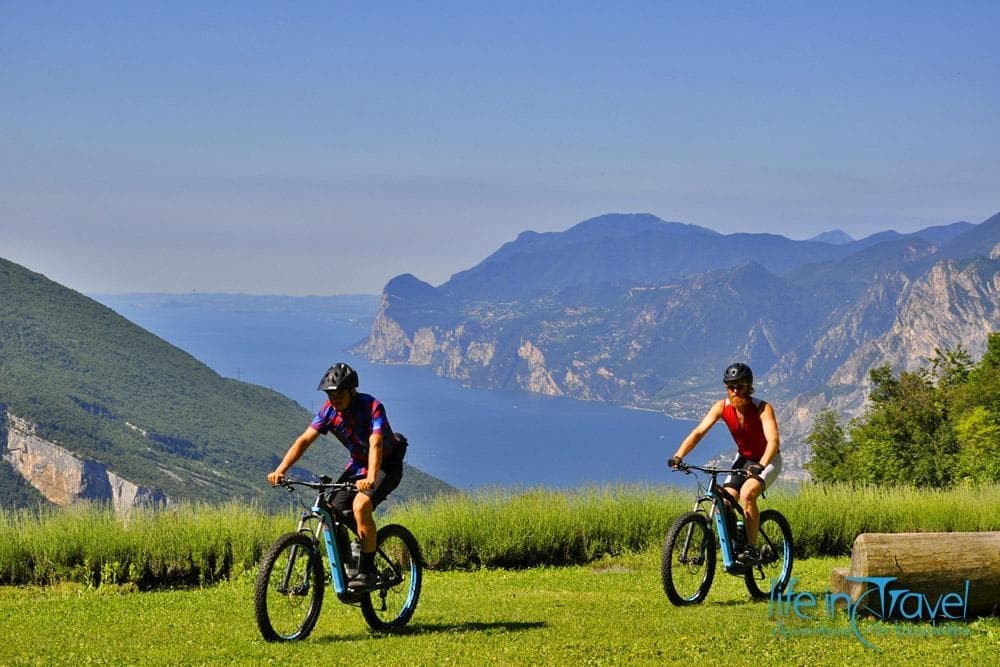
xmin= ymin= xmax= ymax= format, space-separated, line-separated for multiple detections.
xmin=804 ymin=409 xmax=851 ymax=483
xmin=954 ymin=407 xmax=1000 ymax=484
xmin=855 ymin=367 xmax=957 ymax=486
xmin=927 ymin=344 xmax=974 ymax=390
xmin=866 ymin=364 xmax=901 ymax=406
xmin=806 ymin=336 xmax=984 ymax=487
xmin=805 ymin=336 xmax=999 ymax=487
xmin=950 ymin=333 xmax=1000 ymax=484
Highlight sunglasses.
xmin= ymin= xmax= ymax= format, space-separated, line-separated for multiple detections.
xmin=725 ymin=383 xmax=749 ymax=392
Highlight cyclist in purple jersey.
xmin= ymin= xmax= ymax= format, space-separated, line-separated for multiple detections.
xmin=268 ymin=362 xmax=407 ymax=588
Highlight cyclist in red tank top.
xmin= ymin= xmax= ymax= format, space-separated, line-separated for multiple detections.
xmin=668 ymin=363 xmax=782 ymax=565
xmin=721 ymin=395 xmax=768 ymax=460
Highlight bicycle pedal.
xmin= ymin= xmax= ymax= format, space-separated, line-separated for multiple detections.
xmin=347 ymin=571 xmax=380 ymax=590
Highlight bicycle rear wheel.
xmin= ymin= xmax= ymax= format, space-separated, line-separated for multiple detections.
xmin=254 ymin=531 xmax=326 ymax=642
xmin=744 ymin=509 xmax=793 ymax=600
xmin=661 ymin=512 xmax=716 ymax=606
xmin=360 ymin=523 xmax=423 ymax=632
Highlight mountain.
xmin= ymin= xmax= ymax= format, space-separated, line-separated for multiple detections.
xmin=438 ymin=213 xmax=854 ymax=301
xmin=0 ymin=258 xmax=453 ymax=512
xmin=356 ymin=211 xmax=1000 ymax=477
xmin=809 ymin=230 xmax=854 ymax=245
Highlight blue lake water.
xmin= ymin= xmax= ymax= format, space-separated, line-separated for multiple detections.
xmin=93 ymin=294 xmax=732 ymax=490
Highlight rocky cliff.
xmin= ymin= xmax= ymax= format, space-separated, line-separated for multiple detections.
xmin=2 ymin=411 xmax=168 ymax=513
xmin=355 ymin=212 xmax=1000 ymax=478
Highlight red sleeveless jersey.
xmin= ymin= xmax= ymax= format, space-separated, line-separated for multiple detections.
xmin=721 ymin=397 xmax=768 ymax=461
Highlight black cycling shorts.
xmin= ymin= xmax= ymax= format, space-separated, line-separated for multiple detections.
xmin=328 ymin=465 xmax=404 ymax=518
xmin=722 ymin=454 xmax=781 ymax=493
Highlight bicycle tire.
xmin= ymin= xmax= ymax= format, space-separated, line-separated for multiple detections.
xmin=254 ymin=531 xmax=326 ymax=642
xmin=743 ymin=509 xmax=794 ymax=600
xmin=360 ymin=523 xmax=423 ymax=632
xmin=661 ymin=512 xmax=716 ymax=606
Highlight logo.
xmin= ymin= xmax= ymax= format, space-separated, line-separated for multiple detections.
xmin=769 ymin=577 xmax=972 ymax=649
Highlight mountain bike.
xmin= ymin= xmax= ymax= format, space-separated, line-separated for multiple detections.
xmin=254 ymin=476 xmax=422 ymax=641
xmin=661 ymin=463 xmax=793 ymax=605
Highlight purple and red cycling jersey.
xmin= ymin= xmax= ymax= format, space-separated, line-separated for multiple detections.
xmin=309 ymin=392 xmax=400 ymax=473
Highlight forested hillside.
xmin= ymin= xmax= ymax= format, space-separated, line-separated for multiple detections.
xmin=0 ymin=258 xmax=452 ymax=510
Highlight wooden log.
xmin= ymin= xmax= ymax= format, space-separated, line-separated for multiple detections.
xmin=829 ymin=567 xmax=851 ymax=610
xmin=829 ymin=532 xmax=1000 ymax=618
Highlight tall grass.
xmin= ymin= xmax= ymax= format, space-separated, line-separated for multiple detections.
xmin=387 ymin=484 xmax=689 ymax=569
xmin=773 ymin=482 xmax=1000 ymax=557
xmin=0 ymin=502 xmax=280 ymax=587
xmin=2 ymin=483 xmax=999 ymax=587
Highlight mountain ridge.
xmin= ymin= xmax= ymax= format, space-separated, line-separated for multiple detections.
xmin=356 ymin=211 xmax=1000 ymax=477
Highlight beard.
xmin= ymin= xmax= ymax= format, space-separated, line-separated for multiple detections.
xmin=729 ymin=394 xmax=751 ymax=408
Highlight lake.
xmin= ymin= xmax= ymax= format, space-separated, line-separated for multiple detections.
xmin=92 ymin=293 xmax=732 ymax=490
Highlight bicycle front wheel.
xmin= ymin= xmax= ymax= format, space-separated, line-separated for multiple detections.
xmin=360 ymin=523 xmax=423 ymax=632
xmin=744 ymin=509 xmax=794 ymax=600
xmin=254 ymin=531 xmax=326 ymax=642
xmin=661 ymin=512 xmax=716 ymax=606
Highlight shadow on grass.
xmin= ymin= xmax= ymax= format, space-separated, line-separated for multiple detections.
xmin=313 ymin=620 xmax=548 ymax=643
xmin=708 ymin=598 xmax=761 ymax=608
xmin=405 ymin=621 xmax=548 ymax=635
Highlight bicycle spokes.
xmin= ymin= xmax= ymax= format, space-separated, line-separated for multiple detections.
xmin=360 ymin=524 xmax=423 ymax=632
xmin=255 ymin=532 xmax=325 ymax=642
xmin=662 ymin=512 xmax=716 ymax=605
xmin=679 ymin=524 xmax=707 ymax=567
xmin=742 ymin=508 xmax=793 ymax=599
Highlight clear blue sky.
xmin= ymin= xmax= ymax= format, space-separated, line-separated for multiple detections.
xmin=2 ymin=2 xmax=998 ymax=295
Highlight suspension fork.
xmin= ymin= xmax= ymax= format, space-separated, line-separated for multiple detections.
xmin=677 ymin=496 xmax=714 ymax=563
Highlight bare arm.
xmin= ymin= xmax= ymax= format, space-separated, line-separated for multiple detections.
xmin=672 ymin=400 xmax=724 ymax=462
xmin=267 ymin=426 xmax=321 ymax=485
xmin=356 ymin=432 xmax=383 ymax=492
xmin=757 ymin=402 xmax=780 ymax=468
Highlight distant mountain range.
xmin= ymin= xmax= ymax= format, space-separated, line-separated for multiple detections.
xmin=808 ymin=229 xmax=855 ymax=245
xmin=0 ymin=259 xmax=452 ymax=511
xmin=355 ymin=211 xmax=1000 ymax=476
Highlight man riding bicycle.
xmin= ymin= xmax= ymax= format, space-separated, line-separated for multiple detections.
xmin=668 ymin=363 xmax=782 ymax=565
xmin=268 ymin=362 xmax=406 ymax=588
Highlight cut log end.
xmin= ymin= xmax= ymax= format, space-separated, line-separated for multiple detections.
xmin=830 ymin=531 xmax=1000 ymax=618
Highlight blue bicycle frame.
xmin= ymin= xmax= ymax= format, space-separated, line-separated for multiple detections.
xmin=691 ymin=473 xmax=746 ymax=574
xmin=295 ymin=496 xmax=356 ymax=600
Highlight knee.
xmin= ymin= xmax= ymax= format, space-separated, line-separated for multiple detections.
xmin=741 ymin=486 xmax=762 ymax=507
xmin=353 ymin=494 xmax=372 ymax=514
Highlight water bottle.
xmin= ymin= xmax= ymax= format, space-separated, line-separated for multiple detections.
xmin=350 ymin=540 xmax=361 ymax=572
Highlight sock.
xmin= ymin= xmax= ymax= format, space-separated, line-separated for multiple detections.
xmin=360 ymin=550 xmax=376 ymax=573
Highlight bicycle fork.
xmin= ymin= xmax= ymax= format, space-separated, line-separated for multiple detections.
xmin=278 ymin=543 xmax=310 ymax=596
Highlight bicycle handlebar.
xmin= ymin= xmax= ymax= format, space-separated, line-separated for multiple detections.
xmin=670 ymin=463 xmax=743 ymax=476
xmin=274 ymin=476 xmax=357 ymax=493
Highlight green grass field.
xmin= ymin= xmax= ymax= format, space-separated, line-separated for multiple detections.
xmin=2 ymin=552 xmax=996 ymax=666
xmin=2 ymin=484 xmax=998 ymax=664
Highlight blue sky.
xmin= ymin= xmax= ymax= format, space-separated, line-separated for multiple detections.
xmin=2 ymin=2 xmax=998 ymax=295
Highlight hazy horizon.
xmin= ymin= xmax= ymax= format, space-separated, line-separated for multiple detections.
xmin=4 ymin=3 xmax=998 ymax=296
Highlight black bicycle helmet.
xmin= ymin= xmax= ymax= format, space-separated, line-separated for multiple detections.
xmin=317 ymin=363 xmax=359 ymax=391
xmin=723 ymin=362 xmax=753 ymax=386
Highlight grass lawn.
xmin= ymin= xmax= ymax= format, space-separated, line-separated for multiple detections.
xmin=1 ymin=553 xmax=995 ymax=666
